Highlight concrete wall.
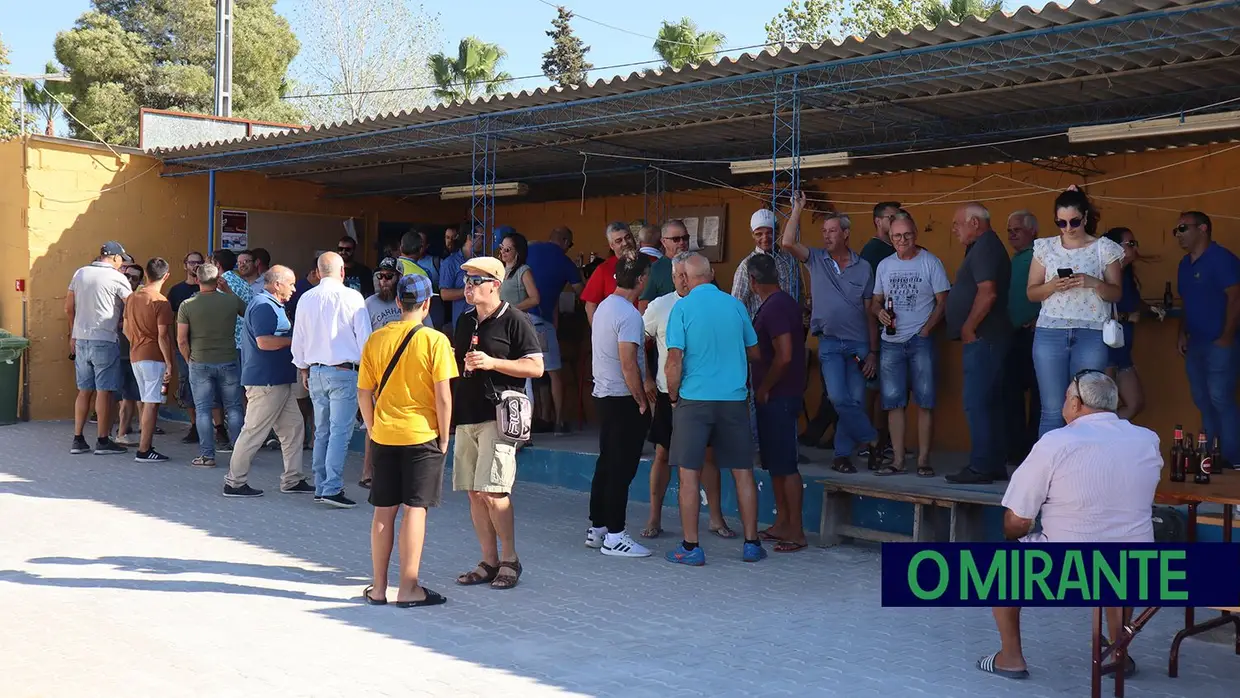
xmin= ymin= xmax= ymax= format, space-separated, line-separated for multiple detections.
xmin=0 ymin=138 xmax=30 ymax=336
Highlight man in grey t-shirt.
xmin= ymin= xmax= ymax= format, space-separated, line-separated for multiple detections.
xmin=872 ymin=214 xmax=950 ymax=476
xmin=587 ymin=256 xmax=653 ymax=558
xmin=780 ymin=191 xmax=881 ymax=473
xmin=67 ymin=241 xmax=133 ymax=456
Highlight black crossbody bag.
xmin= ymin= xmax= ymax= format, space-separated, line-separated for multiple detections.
xmin=374 ymin=325 xmax=423 ymax=403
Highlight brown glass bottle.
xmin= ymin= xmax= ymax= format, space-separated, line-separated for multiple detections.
xmin=1169 ymin=425 xmax=1185 ymax=482
xmin=1196 ymin=432 xmax=1212 ymax=484
xmin=884 ymin=297 xmax=896 ymax=336
xmin=462 ymin=333 xmax=479 ymax=378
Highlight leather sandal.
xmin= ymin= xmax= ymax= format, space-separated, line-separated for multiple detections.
xmin=491 ymin=559 xmax=522 ymax=590
xmin=455 ymin=562 xmax=499 ymax=586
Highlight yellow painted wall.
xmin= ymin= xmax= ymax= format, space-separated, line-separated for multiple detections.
xmin=0 ymin=138 xmax=30 ymax=336
xmin=474 ymin=144 xmax=1240 ymax=451
xmin=17 ymin=137 xmax=435 ymax=420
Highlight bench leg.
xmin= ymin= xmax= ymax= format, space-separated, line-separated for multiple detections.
xmin=912 ymin=503 xmax=934 ymax=542
xmin=950 ymin=502 xmax=986 ymax=542
xmin=819 ymin=489 xmax=851 ymax=547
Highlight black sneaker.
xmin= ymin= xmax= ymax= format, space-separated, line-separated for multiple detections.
xmin=154 ymin=425 xmax=166 ymax=435
xmin=281 ymin=480 xmax=315 ymax=494
xmin=215 ymin=425 xmax=230 ymax=442
xmin=87 ymin=413 xmax=98 ymax=425
xmin=93 ymin=438 xmax=126 ymax=455
xmin=223 ymin=484 xmax=264 ymax=498
xmin=554 ymin=421 xmax=571 ymax=435
xmin=181 ymin=426 xmax=199 ymax=444
xmin=134 ymin=449 xmax=170 ymax=463
xmin=264 ymin=437 xmax=281 ymax=450
xmin=70 ymin=436 xmax=91 ymax=454
xmin=216 ymin=440 xmax=233 ymax=453
xmin=944 ymin=468 xmax=994 ymax=485
xmin=320 ymin=492 xmax=356 ymax=509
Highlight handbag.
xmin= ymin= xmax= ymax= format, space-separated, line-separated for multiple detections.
xmin=493 ymin=387 xmax=533 ymax=444
xmin=1096 ymin=242 xmax=1125 ymax=349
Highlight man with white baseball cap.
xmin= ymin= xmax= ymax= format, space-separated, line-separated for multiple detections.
xmin=731 ymin=208 xmax=805 ymax=318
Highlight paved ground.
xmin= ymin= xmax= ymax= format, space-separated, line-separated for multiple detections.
xmin=1 ymin=420 xmax=1235 ymax=698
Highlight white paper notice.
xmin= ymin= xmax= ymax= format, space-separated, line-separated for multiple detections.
xmin=684 ymin=217 xmax=700 ymax=250
xmin=700 ymin=216 xmax=720 ymax=248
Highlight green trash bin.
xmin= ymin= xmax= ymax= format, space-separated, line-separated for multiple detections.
xmin=0 ymin=330 xmax=31 ymax=426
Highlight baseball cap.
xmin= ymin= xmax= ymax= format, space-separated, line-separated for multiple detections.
xmin=377 ymin=257 xmax=399 ymax=273
xmin=750 ymin=209 xmax=777 ymax=232
xmin=101 ymin=241 xmax=126 ymax=257
xmin=397 ymin=274 xmax=435 ymax=304
xmin=460 ymin=256 xmax=506 ymax=282
xmin=494 ymin=225 xmax=516 ymax=238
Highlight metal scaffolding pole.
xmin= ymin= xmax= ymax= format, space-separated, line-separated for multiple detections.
xmin=214 ymin=0 xmax=234 ymax=117
xmin=643 ymin=166 xmax=667 ymax=226
xmin=770 ymin=73 xmax=802 ymax=303
xmin=470 ymin=121 xmax=497 ymax=252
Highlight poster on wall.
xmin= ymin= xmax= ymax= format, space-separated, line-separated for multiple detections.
xmin=220 ymin=210 xmax=249 ymax=250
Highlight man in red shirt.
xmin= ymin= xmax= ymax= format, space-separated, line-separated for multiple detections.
xmin=582 ymin=222 xmax=642 ymax=324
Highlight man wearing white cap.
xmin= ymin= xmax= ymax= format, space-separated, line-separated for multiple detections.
xmin=732 ymin=208 xmax=804 ymax=318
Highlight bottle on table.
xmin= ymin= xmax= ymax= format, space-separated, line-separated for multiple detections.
xmin=462 ymin=333 xmax=479 ymax=378
xmin=1163 ymin=282 xmax=1174 ymax=311
xmin=1211 ymin=436 xmax=1224 ymax=473
xmin=884 ymin=297 xmax=896 ymax=336
xmin=1182 ymin=432 xmax=1196 ymax=484
xmin=1195 ymin=432 xmax=1212 ymax=484
xmin=1169 ymin=425 xmax=1185 ymax=482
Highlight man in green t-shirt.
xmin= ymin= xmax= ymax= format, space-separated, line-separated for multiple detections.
xmin=637 ymin=220 xmax=691 ymax=311
xmin=176 ymin=262 xmax=248 ymax=467
xmin=1003 ymin=210 xmax=1041 ymax=465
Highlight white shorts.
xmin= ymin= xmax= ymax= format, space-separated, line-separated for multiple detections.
xmin=131 ymin=361 xmax=166 ymax=404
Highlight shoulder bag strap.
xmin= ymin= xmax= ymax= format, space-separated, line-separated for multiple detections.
xmin=375 ymin=325 xmax=423 ymax=402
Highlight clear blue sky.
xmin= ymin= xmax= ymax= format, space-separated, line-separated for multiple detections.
xmin=3 ymin=1 xmax=1045 ymax=90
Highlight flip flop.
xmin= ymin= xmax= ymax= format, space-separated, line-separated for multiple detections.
xmin=917 ymin=466 xmax=936 ymax=478
xmin=774 ymin=541 xmax=808 ymax=553
xmin=393 ymin=587 xmax=447 ymax=608
xmin=976 ymin=652 xmax=1029 ymax=680
xmin=358 ymin=478 xmax=372 ymax=489
xmin=758 ymin=529 xmax=781 ymax=542
xmin=709 ymin=524 xmax=737 ymax=539
xmin=875 ymin=466 xmax=907 ymax=476
xmin=361 ymin=584 xmax=387 ymax=605
xmin=640 ymin=526 xmax=663 ymax=539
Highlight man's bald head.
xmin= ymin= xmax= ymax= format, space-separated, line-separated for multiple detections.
xmin=264 ymin=265 xmax=297 ymax=302
xmin=317 ymin=251 xmax=344 ymax=280
xmin=549 ymin=226 xmax=574 ymax=251
xmin=681 ymin=252 xmax=713 ymax=290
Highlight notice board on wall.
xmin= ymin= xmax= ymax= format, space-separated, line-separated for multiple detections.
xmin=216 ymin=209 xmax=360 ymax=270
xmin=666 ymin=205 xmax=727 ymax=263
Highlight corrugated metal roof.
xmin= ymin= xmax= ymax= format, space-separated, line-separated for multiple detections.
xmin=157 ymin=0 xmax=1240 ymax=201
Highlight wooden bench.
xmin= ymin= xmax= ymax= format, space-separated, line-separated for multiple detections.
xmin=816 ymin=472 xmax=1005 ymax=546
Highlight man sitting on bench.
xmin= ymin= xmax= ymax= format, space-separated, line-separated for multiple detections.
xmin=977 ymin=370 xmax=1162 ymax=680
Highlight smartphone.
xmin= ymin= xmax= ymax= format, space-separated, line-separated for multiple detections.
xmin=1056 ymin=268 xmax=1074 ymax=279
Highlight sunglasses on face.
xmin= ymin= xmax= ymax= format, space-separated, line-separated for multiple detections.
xmin=465 ymin=275 xmax=499 ymax=287
xmin=337 ymin=246 xmax=354 ymax=253
xmin=664 ymin=235 xmax=689 ymax=244
xmin=1055 ymin=217 xmax=1084 ymax=229
xmin=377 ymin=273 xmax=396 ymax=281
xmin=1173 ymin=224 xmax=1192 ymax=235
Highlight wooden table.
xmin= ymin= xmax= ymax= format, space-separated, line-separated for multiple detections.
xmin=1089 ymin=471 xmax=1240 ymax=698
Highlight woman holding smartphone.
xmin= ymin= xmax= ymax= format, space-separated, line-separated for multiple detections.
xmin=1025 ymin=187 xmax=1125 ymax=435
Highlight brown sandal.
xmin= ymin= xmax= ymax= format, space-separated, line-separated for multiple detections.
xmin=491 ymin=559 xmax=522 ymax=590
xmin=456 ymin=562 xmax=498 ymax=586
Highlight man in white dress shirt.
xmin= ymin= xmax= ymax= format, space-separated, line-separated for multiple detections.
xmin=292 ymin=252 xmax=372 ymax=508
xmin=976 ymin=370 xmax=1162 ymax=681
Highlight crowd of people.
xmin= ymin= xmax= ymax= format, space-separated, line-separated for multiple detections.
xmin=61 ymin=183 xmax=1239 ymax=607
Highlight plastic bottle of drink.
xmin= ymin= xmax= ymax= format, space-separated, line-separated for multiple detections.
xmin=463 ymin=333 xmax=479 ymax=378
xmin=1195 ymin=432 xmax=1212 ymax=484
xmin=1169 ymin=425 xmax=1185 ymax=482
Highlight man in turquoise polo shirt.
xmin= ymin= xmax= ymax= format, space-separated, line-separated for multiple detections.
xmin=664 ymin=253 xmax=765 ymax=566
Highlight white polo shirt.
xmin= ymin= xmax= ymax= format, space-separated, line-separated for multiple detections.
xmin=1002 ymin=412 xmax=1162 ymax=543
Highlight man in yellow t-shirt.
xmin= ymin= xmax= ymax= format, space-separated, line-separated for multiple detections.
xmin=357 ymin=273 xmax=456 ymax=608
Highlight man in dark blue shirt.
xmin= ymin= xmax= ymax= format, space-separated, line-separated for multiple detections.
xmin=1176 ymin=211 xmax=1240 ymax=467
xmin=224 ymin=266 xmax=314 ymax=498
xmin=526 ymin=227 xmax=584 ymax=433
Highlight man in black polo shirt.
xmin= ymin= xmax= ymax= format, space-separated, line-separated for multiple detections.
xmin=451 ymin=256 xmax=544 ymax=591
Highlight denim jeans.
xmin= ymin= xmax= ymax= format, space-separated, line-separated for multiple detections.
xmin=1003 ymin=326 xmax=1040 ymax=464
xmin=962 ymin=337 xmax=1008 ymax=477
xmin=309 ymin=365 xmax=359 ymax=497
xmin=879 ymin=335 xmax=936 ymax=410
xmin=1185 ymin=341 xmax=1240 ymax=464
xmin=188 ymin=361 xmax=244 ymax=458
xmin=74 ymin=339 xmax=121 ymax=392
xmin=818 ymin=336 xmax=877 ymax=458
xmin=1031 ymin=327 xmax=1108 ymax=436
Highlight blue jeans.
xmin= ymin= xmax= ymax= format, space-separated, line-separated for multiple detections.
xmin=1185 ymin=341 xmax=1240 ymax=464
xmin=819 ymin=336 xmax=877 ymax=458
xmin=962 ymin=337 xmax=1008 ymax=477
xmin=74 ymin=339 xmax=121 ymax=392
xmin=1032 ymin=327 xmax=1108 ymax=436
xmin=879 ymin=335 xmax=936 ymax=410
xmin=309 ymin=365 xmax=359 ymax=497
xmin=188 ymin=361 xmax=244 ymax=458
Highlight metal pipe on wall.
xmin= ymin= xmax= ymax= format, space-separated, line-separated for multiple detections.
xmin=207 ymin=170 xmax=217 ymax=251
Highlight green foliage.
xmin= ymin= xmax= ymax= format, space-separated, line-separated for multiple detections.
xmin=541 ymin=7 xmax=593 ymax=89
xmin=23 ymin=62 xmax=76 ymax=136
xmin=654 ymin=18 xmax=726 ymax=70
xmin=0 ymin=35 xmax=23 ymax=139
xmin=767 ymin=0 xmax=1004 ymax=47
xmin=765 ymin=0 xmax=844 ymax=46
xmin=429 ymin=37 xmax=513 ymax=105
xmin=921 ymin=0 xmax=1004 ymax=26
xmin=54 ymin=0 xmax=301 ymax=146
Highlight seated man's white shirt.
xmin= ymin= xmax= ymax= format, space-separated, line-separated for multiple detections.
xmin=1001 ymin=412 xmax=1162 ymax=544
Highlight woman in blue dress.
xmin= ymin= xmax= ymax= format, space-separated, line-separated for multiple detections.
xmin=1103 ymin=227 xmax=1145 ymax=419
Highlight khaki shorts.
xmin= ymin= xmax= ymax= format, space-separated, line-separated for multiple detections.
xmin=453 ymin=421 xmax=518 ymax=493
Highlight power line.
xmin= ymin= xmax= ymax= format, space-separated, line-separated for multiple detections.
xmin=535 ymin=0 xmax=679 ymax=45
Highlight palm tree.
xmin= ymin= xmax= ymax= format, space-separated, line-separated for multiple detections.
xmin=653 ymin=18 xmax=726 ymax=70
xmin=21 ymin=62 xmax=74 ymax=136
xmin=921 ymin=0 xmax=1004 ymax=26
xmin=428 ymin=37 xmax=514 ymax=105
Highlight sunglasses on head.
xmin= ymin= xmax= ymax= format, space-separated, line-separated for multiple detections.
xmin=1055 ymin=217 xmax=1084 ymax=229
xmin=465 ymin=275 xmax=498 ymax=287
xmin=664 ymin=235 xmax=689 ymax=243
xmin=1071 ymin=368 xmax=1106 ymax=399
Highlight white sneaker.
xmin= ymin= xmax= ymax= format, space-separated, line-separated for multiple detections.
xmin=601 ymin=531 xmax=652 ymax=558
xmin=585 ymin=526 xmax=606 ymax=549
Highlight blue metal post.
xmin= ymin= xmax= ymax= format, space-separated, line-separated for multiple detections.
xmin=207 ymin=170 xmax=217 ymax=251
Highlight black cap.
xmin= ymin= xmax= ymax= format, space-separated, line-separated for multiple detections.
xmin=101 ymin=241 xmax=126 ymax=257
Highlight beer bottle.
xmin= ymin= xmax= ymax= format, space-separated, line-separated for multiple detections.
xmin=1182 ymin=432 xmax=1196 ymax=484
xmin=1169 ymin=425 xmax=1185 ymax=482
xmin=1196 ymin=432 xmax=1212 ymax=484
xmin=1211 ymin=436 xmax=1225 ymax=473
xmin=884 ymin=297 xmax=896 ymax=336
xmin=1163 ymin=282 xmax=1174 ymax=311
xmin=462 ymin=333 xmax=479 ymax=378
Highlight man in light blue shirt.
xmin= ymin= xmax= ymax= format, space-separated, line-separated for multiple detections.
xmin=664 ymin=253 xmax=765 ymax=566
xmin=439 ymin=226 xmax=482 ymax=331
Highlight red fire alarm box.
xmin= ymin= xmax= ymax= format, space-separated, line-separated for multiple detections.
xmin=14 ymin=279 xmax=25 ymax=292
